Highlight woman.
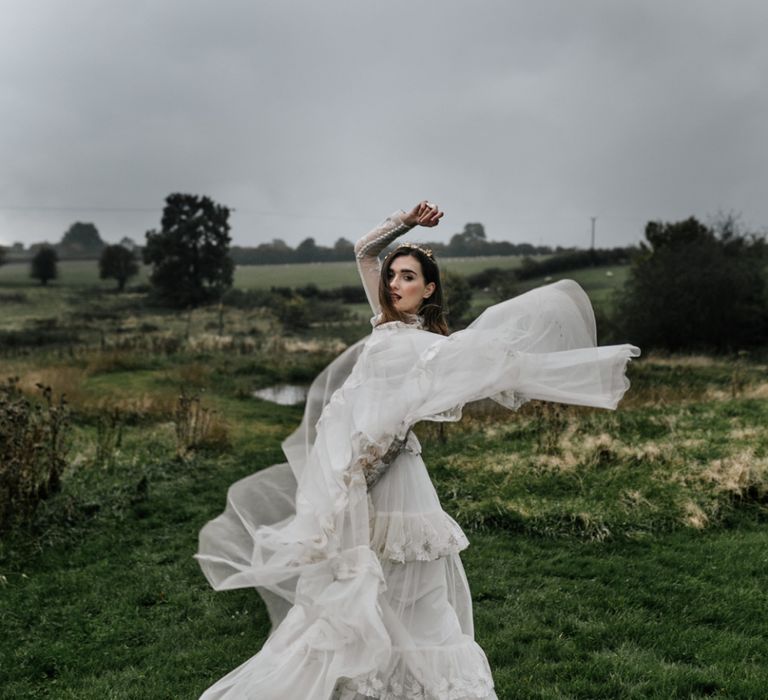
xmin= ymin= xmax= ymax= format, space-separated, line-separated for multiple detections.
xmin=195 ymin=202 xmax=640 ymax=699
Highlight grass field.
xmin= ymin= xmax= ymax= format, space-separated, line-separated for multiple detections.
xmin=0 ymin=255 xmax=529 ymax=291
xmin=0 ymin=256 xmax=630 ymax=340
xmin=2 ymin=342 xmax=768 ymax=698
xmin=2 ymin=262 xmax=767 ymax=698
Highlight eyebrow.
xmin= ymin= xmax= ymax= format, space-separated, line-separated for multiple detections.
xmin=391 ymin=267 xmax=418 ymax=275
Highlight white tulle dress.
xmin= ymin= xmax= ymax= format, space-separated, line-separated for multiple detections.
xmin=195 ymin=211 xmax=640 ymax=699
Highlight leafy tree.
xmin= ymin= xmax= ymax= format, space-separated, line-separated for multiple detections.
xmin=143 ymin=193 xmax=234 ymax=307
xmin=616 ymin=216 xmax=768 ymax=351
xmin=448 ymin=223 xmax=487 ymax=256
xmin=295 ymin=237 xmax=320 ymax=263
xmin=30 ymin=246 xmax=58 ymax=286
xmin=99 ymin=244 xmax=139 ymax=291
xmin=60 ymin=222 xmax=104 ymax=256
xmin=333 ymin=237 xmax=354 ymax=256
xmin=0 ymin=245 xmax=6 ymax=267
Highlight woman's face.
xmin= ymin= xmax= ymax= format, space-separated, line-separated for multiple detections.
xmin=386 ymin=254 xmax=436 ymax=315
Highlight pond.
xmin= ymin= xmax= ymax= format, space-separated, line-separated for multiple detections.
xmin=252 ymin=384 xmax=308 ymax=406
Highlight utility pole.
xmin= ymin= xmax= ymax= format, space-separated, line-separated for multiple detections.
xmin=590 ymin=217 xmax=597 ymax=250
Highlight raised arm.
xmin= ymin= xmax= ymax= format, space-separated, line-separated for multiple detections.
xmin=354 ymin=211 xmax=412 ymax=313
xmin=354 ymin=202 xmax=444 ymax=314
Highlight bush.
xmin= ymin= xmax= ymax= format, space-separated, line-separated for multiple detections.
xmin=221 ymin=288 xmax=275 ymax=309
xmin=99 ymin=244 xmax=139 ymax=291
xmin=30 ymin=246 xmax=58 ymax=286
xmin=516 ymin=247 xmax=634 ymax=281
xmin=0 ymin=378 xmax=70 ymax=528
xmin=615 ymin=217 xmax=768 ymax=351
xmin=442 ymin=271 xmax=473 ymax=328
xmin=275 ymin=296 xmax=311 ymax=331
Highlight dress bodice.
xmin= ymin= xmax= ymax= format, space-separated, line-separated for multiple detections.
xmin=370 ymin=311 xmax=425 ymax=331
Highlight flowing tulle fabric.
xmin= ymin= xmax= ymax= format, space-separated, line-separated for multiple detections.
xmin=195 ymin=280 xmax=640 ymax=699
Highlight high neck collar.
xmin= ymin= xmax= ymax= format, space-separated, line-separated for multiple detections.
xmin=371 ymin=312 xmax=424 ymax=330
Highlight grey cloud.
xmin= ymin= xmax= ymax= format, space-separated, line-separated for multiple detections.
xmin=1 ymin=0 xmax=767 ymax=250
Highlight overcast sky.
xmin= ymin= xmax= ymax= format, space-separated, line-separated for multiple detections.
xmin=2 ymin=0 xmax=767 ymax=251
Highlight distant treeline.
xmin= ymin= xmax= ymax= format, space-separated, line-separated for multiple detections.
xmin=3 ymin=221 xmax=566 ymax=265
xmin=0 ymin=222 xmax=139 ymax=262
xmin=230 ymin=223 xmax=558 ymax=265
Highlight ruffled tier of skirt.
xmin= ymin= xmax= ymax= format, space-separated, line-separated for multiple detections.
xmin=196 ymin=452 xmax=497 ymax=699
xmin=336 ymin=639 xmax=496 ymax=699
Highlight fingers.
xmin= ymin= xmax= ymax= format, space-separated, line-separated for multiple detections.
xmin=417 ymin=201 xmax=443 ymax=226
xmin=414 ymin=200 xmax=430 ymax=216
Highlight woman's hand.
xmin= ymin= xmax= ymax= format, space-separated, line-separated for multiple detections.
xmin=402 ymin=200 xmax=444 ymax=228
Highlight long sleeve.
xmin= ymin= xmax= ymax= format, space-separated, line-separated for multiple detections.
xmin=354 ymin=211 xmax=414 ymax=314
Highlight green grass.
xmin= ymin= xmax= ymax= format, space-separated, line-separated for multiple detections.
xmin=5 ymin=480 xmax=768 ymax=698
xmin=2 ymin=260 xmax=767 ymax=698
xmin=0 ymin=260 xmax=150 ymax=288
xmin=471 ymin=527 xmax=768 ymax=698
xmin=2 ymin=347 xmax=768 ymax=698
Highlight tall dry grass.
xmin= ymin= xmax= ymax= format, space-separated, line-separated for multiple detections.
xmin=173 ymin=390 xmax=230 ymax=458
xmin=0 ymin=378 xmax=70 ymax=527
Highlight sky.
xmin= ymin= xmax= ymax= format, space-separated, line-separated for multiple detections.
xmin=1 ymin=0 xmax=767 ymax=251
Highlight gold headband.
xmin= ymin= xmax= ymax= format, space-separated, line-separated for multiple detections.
xmin=384 ymin=242 xmax=435 ymax=262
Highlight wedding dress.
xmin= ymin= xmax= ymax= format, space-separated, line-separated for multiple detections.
xmin=195 ymin=211 xmax=640 ymax=699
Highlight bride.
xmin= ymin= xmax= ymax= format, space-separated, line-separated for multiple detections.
xmin=195 ymin=201 xmax=640 ymax=699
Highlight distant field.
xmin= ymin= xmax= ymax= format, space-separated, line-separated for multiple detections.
xmin=0 ymin=256 xmax=623 ymax=297
xmin=518 ymin=265 xmax=630 ymax=309
xmin=0 ymin=256 xmax=528 ymax=291
xmin=0 ymin=257 xmax=631 ymax=332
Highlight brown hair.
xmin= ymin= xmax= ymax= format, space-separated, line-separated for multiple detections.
xmin=376 ymin=246 xmax=449 ymax=335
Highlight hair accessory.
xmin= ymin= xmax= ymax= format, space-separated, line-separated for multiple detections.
xmin=385 ymin=242 xmax=435 ymax=262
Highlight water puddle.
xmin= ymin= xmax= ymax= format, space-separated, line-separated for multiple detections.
xmin=252 ymin=384 xmax=308 ymax=406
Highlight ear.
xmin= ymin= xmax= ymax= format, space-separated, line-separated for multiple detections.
xmin=423 ymin=282 xmax=436 ymax=299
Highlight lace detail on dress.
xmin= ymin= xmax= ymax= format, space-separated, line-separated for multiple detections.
xmin=355 ymin=430 xmax=421 ymax=490
xmin=369 ymin=510 xmax=469 ymax=563
xmin=338 ymin=642 xmax=496 ymax=699
xmin=371 ymin=312 xmax=425 ymax=330
xmin=355 ymin=211 xmax=414 ymax=315
xmin=355 ymin=216 xmax=411 ymax=260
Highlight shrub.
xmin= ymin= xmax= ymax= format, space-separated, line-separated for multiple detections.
xmin=30 ymin=246 xmax=58 ymax=286
xmin=99 ymin=244 xmax=139 ymax=291
xmin=516 ymin=247 xmax=634 ymax=281
xmin=615 ymin=216 xmax=768 ymax=351
xmin=0 ymin=378 xmax=70 ymax=528
xmin=275 ymin=296 xmax=311 ymax=331
xmin=442 ymin=271 xmax=473 ymax=328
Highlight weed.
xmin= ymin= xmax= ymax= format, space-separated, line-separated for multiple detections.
xmin=94 ymin=408 xmax=124 ymax=468
xmin=174 ymin=390 xmax=230 ymax=458
xmin=0 ymin=378 xmax=70 ymax=528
